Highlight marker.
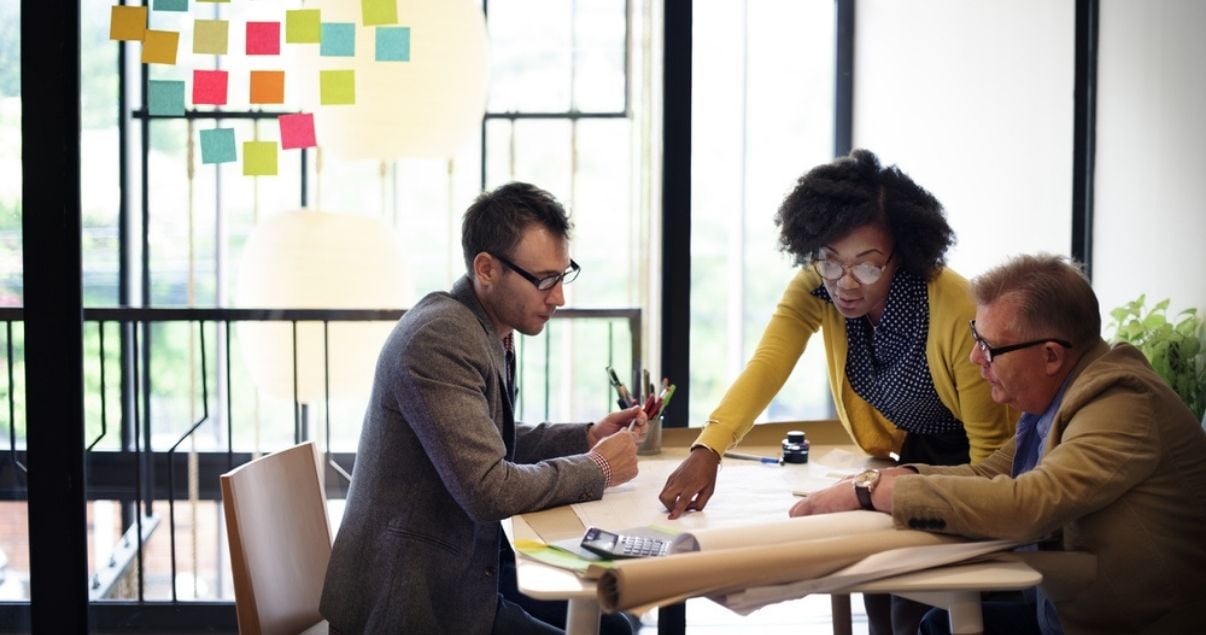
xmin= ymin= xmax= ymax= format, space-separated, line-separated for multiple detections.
xmin=606 ymin=366 xmax=634 ymax=410
xmin=724 ymin=451 xmax=782 ymax=465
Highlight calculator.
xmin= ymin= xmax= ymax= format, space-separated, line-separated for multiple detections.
xmin=580 ymin=526 xmax=669 ymax=559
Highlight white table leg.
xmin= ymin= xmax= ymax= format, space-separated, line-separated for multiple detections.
xmin=895 ymin=590 xmax=983 ymax=635
xmin=566 ymin=597 xmax=602 ymax=635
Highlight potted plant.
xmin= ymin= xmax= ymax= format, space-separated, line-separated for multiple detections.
xmin=1108 ymin=295 xmax=1205 ymax=421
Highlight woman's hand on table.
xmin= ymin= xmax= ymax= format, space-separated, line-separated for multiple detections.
xmin=658 ymin=446 xmax=721 ymax=519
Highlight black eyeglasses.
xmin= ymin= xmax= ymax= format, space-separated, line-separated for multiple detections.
xmin=812 ymin=251 xmax=893 ymax=285
xmin=968 ymin=320 xmax=1072 ymax=363
xmin=490 ymin=252 xmax=581 ymax=291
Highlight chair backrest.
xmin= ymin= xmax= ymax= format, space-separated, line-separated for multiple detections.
xmin=221 ymin=441 xmax=332 ymax=635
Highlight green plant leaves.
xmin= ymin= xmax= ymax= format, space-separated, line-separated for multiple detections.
xmin=1107 ymin=295 xmax=1205 ymax=420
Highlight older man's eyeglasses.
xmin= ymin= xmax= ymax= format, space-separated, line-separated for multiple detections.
xmin=812 ymin=251 xmax=893 ymax=285
xmin=490 ymin=252 xmax=581 ymax=291
xmin=968 ymin=320 xmax=1072 ymax=363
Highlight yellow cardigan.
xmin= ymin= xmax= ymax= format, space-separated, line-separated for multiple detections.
xmin=694 ymin=267 xmax=1015 ymax=463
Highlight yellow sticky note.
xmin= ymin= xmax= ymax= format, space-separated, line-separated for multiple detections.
xmin=319 ymin=70 xmax=355 ymax=105
xmin=286 ymin=9 xmax=322 ymax=43
xmin=243 ymin=141 xmax=278 ymax=176
xmin=110 ymin=6 xmax=147 ymax=41
xmin=362 ymin=0 xmax=397 ymax=26
xmin=142 ymin=30 xmax=180 ymax=65
xmin=193 ymin=19 xmax=229 ymax=55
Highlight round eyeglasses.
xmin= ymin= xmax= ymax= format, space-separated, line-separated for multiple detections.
xmin=968 ymin=320 xmax=1072 ymax=363
xmin=812 ymin=251 xmax=893 ymax=285
xmin=489 ymin=252 xmax=581 ymax=291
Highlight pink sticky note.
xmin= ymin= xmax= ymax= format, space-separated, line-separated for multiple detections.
xmin=192 ymin=69 xmax=229 ymax=105
xmin=279 ymin=113 xmax=317 ymax=150
xmin=246 ymin=21 xmax=281 ymax=55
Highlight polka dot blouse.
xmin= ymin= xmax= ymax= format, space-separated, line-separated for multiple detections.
xmin=811 ymin=268 xmax=961 ymax=435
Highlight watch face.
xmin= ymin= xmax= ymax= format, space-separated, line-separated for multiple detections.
xmin=855 ymin=469 xmax=879 ymax=487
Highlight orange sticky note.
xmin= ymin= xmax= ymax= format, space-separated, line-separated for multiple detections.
xmin=193 ymin=19 xmax=229 ymax=55
xmin=110 ymin=6 xmax=147 ymax=41
xmin=243 ymin=141 xmax=278 ymax=176
xmin=249 ymin=70 xmax=286 ymax=104
xmin=319 ymin=70 xmax=355 ymax=105
xmin=142 ymin=30 xmax=180 ymax=65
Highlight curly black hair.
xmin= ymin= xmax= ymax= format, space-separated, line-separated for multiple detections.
xmin=774 ymin=149 xmax=955 ymax=281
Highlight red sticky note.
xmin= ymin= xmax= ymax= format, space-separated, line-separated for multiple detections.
xmin=249 ymin=70 xmax=286 ymax=104
xmin=279 ymin=113 xmax=316 ymax=149
xmin=246 ymin=21 xmax=281 ymax=55
xmin=192 ymin=69 xmax=229 ymax=105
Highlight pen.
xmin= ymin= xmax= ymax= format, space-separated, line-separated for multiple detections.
xmin=724 ymin=451 xmax=782 ymax=465
xmin=651 ymin=384 xmax=676 ymax=418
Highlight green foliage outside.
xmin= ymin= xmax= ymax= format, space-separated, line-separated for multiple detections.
xmin=1108 ymin=295 xmax=1205 ymax=420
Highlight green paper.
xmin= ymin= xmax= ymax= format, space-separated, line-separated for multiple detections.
xmin=286 ymin=9 xmax=322 ymax=44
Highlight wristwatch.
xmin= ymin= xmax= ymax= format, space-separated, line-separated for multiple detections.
xmin=852 ymin=468 xmax=881 ymax=511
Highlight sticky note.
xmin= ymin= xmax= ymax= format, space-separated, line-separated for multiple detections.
xmin=148 ymin=80 xmax=186 ymax=116
xmin=141 ymin=30 xmax=180 ymax=65
xmin=319 ymin=70 xmax=355 ymax=105
xmin=193 ymin=20 xmax=229 ymax=55
xmin=243 ymin=141 xmax=278 ymax=176
xmin=321 ymin=23 xmax=355 ymax=57
xmin=200 ymin=128 xmax=237 ymax=164
xmin=375 ymin=26 xmax=410 ymax=62
xmin=249 ymin=71 xmax=285 ymax=104
xmin=362 ymin=0 xmax=397 ymax=26
xmin=110 ymin=6 xmax=147 ymax=41
xmin=197 ymin=0 xmax=231 ymax=3
xmin=192 ymin=69 xmax=229 ymax=105
xmin=286 ymin=10 xmax=322 ymax=44
xmin=279 ymin=113 xmax=317 ymax=149
xmin=153 ymin=0 xmax=189 ymax=11
xmin=246 ymin=22 xmax=281 ymax=56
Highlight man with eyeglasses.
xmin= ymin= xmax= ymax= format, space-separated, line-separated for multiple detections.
xmin=790 ymin=254 xmax=1206 ymax=634
xmin=321 ymin=182 xmax=648 ymax=634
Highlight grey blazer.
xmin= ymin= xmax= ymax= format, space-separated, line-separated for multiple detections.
xmin=320 ymin=276 xmax=606 ymax=634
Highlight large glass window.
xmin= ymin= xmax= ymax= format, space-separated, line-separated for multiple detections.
xmin=690 ymin=0 xmax=836 ymax=426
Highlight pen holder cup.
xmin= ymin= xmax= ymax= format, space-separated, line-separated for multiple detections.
xmin=638 ymin=415 xmax=663 ymax=455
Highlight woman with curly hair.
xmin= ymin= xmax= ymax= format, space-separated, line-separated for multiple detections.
xmin=658 ymin=149 xmax=1016 ymax=635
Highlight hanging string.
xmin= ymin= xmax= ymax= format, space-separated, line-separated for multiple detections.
xmin=186 ymin=118 xmax=200 ymax=599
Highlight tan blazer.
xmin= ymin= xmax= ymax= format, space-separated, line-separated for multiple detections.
xmin=893 ymin=341 xmax=1206 ymax=634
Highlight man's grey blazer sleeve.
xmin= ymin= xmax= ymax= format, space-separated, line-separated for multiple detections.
xmin=395 ymin=311 xmax=605 ymax=522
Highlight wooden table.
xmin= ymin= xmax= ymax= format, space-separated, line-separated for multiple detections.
xmin=505 ymin=421 xmax=1040 ymax=635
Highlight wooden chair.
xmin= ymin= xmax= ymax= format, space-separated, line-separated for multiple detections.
xmin=221 ymin=441 xmax=332 ymax=635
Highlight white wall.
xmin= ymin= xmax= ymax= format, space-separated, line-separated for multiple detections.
xmin=1094 ymin=0 xmax=1206 ymax=326
xmin=853 ymin=0 xmax=1075 ymax=280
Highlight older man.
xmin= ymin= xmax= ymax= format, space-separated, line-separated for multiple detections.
xmin=791 ymin=254 xmax=1206 ymax=634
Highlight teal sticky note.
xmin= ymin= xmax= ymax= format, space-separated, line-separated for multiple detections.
xmin=147 ymin=80 xmax=185 ymax=116
xmin=153 ymin=0 xmax=189 ymax=11
xmin=321 ymin=22 xmax=355 ymax=57
xmin=200 ymin=128 xmax=237 ymax=164
xmin=375 ymin=26 xmax=409 ymax=62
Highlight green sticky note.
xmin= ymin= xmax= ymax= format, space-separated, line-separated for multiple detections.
xmin=153 ymin=0 xmax=188 ymax=11
xmin=193 ymin=19 xmax=229 ymax=55
xmin=319 ymin=70 xmax=355 ymax=105
xmin=362 ymin=0 xmax=397 ymax=26
xmin=375 ymin=26 xmax=409 ymax=62
xmin=148 ymin=80 xmax=185 ymax=116
xmin=243 ymin=141 xmax=278 ymax=176
xmin=199 ymin=128 xmax=236 ymax=164
xmin=286 ymin=9 xmax=322 ymax=44
xmin=321 ymin=23 xmax=355 ymax=57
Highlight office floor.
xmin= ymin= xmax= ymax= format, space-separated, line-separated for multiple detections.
xmin=637 ymin=593 xmax=870 ymax=634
